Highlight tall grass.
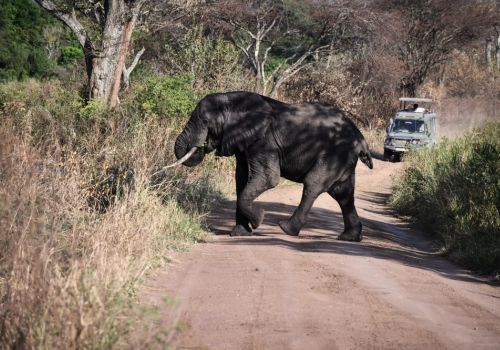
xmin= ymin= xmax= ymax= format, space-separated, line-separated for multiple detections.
xmin=0 ymin=79 xmax=232 ymax=348
xmin=391 ymin=123 xmax=500 ymax=273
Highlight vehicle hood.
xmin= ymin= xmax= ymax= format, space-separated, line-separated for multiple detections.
xmin=387 ymin=132 xmax=427 ymax=140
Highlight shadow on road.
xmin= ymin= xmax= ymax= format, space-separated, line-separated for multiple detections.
xmin=206 ymin=194 xmax=494 ymax=286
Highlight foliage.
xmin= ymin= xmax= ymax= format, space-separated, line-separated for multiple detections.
xmin=391 ymin=123 xmax=500 ymax=273
xmin=377 ymin=0 xmax=496 ymax=96
xmin=162 ymin=25 xmax=246 ymax=92
xmin=59 ymin=45 xmax=84 ymax=65
xmin=134 ymin=74 xmax=198 ymax=119
xmin=79 ymin=98 xmax=108 ymax=120
xmin=0 ymin=80 xmax=232 ymax=348
xmin=0 ymin=0 xmax=58 ymax=81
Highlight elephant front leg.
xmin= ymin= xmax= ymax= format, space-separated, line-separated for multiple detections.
xmin=231 ymin=153 xmax=280 ymax=236
xmin=231 ymin=153 xmax=252 ymax=236
xmin=279 ymin=184 xmax=322 ymax=236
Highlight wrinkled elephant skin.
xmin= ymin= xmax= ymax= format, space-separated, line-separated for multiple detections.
xmin=173 ymin=92 xmax=373 ymax=241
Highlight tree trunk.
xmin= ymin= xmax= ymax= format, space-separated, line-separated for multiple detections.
xmin=496 ymin=27 xmax=500 ymax=70
xmin=86 ymin=19 xmax=137 ymax=106
xmin=108 ymin=18 xmax=136 ymax=107
xmin=88 ymin=1 xmax=137 ymax=106
xmin=34 ymin=0 xmax=144 ymax=107
xmin=486 ymin=37 xmax=493 ymax=70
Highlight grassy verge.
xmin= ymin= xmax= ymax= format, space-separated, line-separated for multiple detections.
xmin=360 ymin=127 xmax=386 ymax=156
xmin=390 ymin=123 xmax=500 ymax=274
xmin=0 ymin=79 xmax=233 ymax=348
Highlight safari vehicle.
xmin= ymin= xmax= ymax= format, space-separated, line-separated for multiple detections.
xmin=383 ymin=97 xmax=438 ymax=161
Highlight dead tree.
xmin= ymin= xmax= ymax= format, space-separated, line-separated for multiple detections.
xmin=34 ymin=0 xmax=146 ymax=107
xmin=486 ymin=37 xmax=494 ymax=70
xmin=496 ymin=26 xmax=500 ymax=70
xmin=214 ymin=0 xmax=339 ymax=97
xmin=381 ymin=0 xmax=496 ymax=96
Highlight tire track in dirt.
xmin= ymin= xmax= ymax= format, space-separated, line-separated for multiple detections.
xmin=138 ymin=159 xmax=500 ymax=349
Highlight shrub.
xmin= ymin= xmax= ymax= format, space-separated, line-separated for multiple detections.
xmin=0 ymin=0 xmax=58 ymax=81
xmin=0 ymin=80 xmax=233 ymax=348
xmin=59 ymin=45 xmax=85 ymax=65
xmin=391 ymin=123 xmax=500 ymax=273
xmin=79 ymin=98 xmax=108 ymax=120
xmin=161 ymin=25 xmax=248 ymax=92
xmin=134 ymin=74 xmax=198 ymax=119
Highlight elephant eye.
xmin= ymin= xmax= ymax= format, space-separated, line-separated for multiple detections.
xmin=201 ymin=118 xmax=208 ymax=125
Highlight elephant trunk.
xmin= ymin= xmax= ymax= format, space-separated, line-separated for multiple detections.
xmin=174 ymin=128 xmax=190 ymax=160
xmin=173 ymin=120 xmax=208 ymax=167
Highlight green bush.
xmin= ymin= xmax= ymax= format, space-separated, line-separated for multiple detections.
xmin=79 ymin=98 xmax=108 ymax=120
xmin=0 ymin=0 xmax=58 ymax=81
xmin=391 ymin=123 xmax=500 ymax=273
xmin=59 ymin=45 xmax=84 ymax=65
xmin=134 ymin=74 xmax=198 ymax=119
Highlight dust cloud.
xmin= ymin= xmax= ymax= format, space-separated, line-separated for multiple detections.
xmin=438 ymin=97 xmax=499 ymax=139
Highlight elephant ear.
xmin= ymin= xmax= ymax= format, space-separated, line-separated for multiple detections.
xmin=219 ymin=94 xmax=273 ymax=156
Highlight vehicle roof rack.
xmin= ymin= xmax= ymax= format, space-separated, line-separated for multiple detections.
xmin=399 ymin=97 xmax=433 ymax=103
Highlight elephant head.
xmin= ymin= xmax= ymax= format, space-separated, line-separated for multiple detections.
xmin=171 ymin=92 xmax=275 ymax=167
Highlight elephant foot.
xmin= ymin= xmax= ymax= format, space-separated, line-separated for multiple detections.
xmin=230 ymin=225 xmax=253 ymax=237
xmin=337 ymin=227 xmax=363 ymax=242
xmin=279 ymin=220 xmax=301 ymax=236
xmin=250 ymin=208 xmax=265 ymax=230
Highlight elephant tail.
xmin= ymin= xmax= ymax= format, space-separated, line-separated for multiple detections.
xmin=359 ymin=139 xmax=373 ymax=169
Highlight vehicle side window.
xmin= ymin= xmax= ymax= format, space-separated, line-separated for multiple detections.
xmin=416 ymin=120 xmax=425 ymax=133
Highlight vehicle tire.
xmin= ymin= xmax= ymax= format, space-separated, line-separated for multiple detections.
xmin=383 ymin=149 xmax=391 ymax=162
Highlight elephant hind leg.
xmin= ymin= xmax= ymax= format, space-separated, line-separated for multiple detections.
xmin=279 ymin=184 xmax=323 ymax=236
xmin=328 ymin=174 xmax=362 ymax=242
xmin=279 ymin=156 xmax=350 ymax=237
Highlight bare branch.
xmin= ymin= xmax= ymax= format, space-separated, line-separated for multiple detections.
xmin=33 ymin=0 xmax=89 ymax=48
xmin=125 ymin=47 xmax=145 ymax=75
xmin=261 ymin=17 xmax=278 ymax=39
xmin=228 ymin=19 xmax=257 ymax=39
xmin=231 ymin=38 xmax=256 ymax=72
xmin=122 ymin=46 xmax=145 ymax=90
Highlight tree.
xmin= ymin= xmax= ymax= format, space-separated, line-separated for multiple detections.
xmin=211 ymin=0 xmax=352 ymax=96
xmin=0 ymin=0 xmax=57 ymax=81
xmin=33 ymin=0 xmax=146 ymax=106
xmin=378 ymin=0 xmax=496 ymax=96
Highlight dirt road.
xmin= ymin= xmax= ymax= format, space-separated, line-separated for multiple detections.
xmin=140 ymin=159 xmax=500 ymax=349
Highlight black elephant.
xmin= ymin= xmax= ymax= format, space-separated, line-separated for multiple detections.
xmin=170 ymin=91 xmax=373 ymax=241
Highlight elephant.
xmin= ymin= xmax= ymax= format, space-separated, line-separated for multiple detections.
xmin=170 ymin=91 xmax=373 ymax=241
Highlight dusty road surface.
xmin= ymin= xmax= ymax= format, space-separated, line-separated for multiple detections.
xmin=139 ymin=159 xmax=500 ymax=349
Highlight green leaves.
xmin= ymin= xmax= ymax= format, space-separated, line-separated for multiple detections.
xmin=58 ymin=45 xmax=84 ymax=65
xmin=391 ymin=123 xmax=500 ymax=273
xmin=135 ymin=75 xmax=198 ymax=119
xmin=0 ymin=0 xmax=57 ymax=81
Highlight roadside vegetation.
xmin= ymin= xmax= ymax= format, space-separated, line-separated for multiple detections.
xmin=391 ymin=123 xmax=500 ymax=274
xmin=0 ymin=78 xmax=233 ymax=348
xmin=1 ymin=0 xmax=499 ymax=348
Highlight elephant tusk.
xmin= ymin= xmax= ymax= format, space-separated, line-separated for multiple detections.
xmin=153 ymin=147 xmax=198 ymax=176
xmin=165 ymin=147 xmax=199 ymax=168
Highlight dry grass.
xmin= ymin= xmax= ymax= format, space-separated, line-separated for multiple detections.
xmin=360 ymin=127 xmax=385 ymax=156
xmin=0 ymin=80 xmax=232 ymax=349
xmin=391 ymin=123 xmax=500 ymax=273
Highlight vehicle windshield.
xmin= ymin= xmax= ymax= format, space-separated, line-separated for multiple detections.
xmin=390 ymin=119 xmax=426 ymax=133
